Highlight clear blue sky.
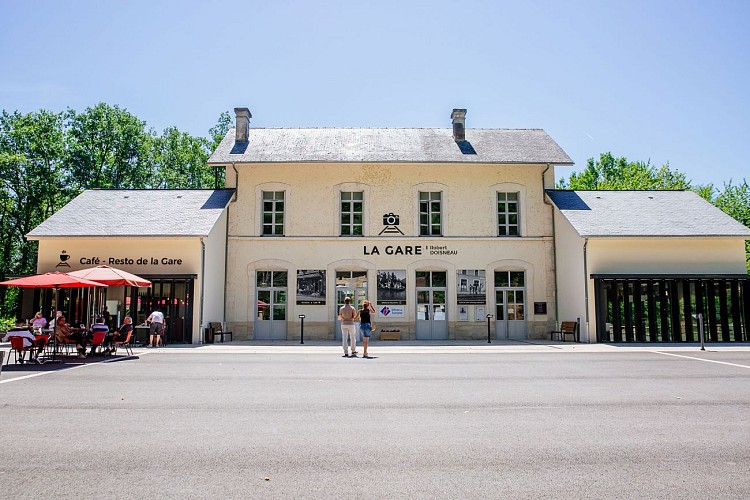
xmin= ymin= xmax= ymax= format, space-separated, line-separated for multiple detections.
xmin=2 ymin=0 xmax=749 ymax=185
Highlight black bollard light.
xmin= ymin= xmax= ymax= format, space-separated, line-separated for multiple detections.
xmin=298 ymin=314 xmax=305 ymax=344
xmin=486 ymin=314 xmax=494 ymax=343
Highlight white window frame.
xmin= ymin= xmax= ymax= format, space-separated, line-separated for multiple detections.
xmin=419 ymin=191 xmax=443 ymax=236
xmin=261 ymin=190 xmax=285 ymax=236
xmin=497 ymin=191 xmax=520 ymax=237
xmin=340 ymin=191 xmax=364 ymax=236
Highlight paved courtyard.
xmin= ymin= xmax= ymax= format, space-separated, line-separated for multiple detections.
xmin=1 ymin=341 xmax=749 ymax=499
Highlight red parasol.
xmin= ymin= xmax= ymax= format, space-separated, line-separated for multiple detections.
xmin=0 ymin=272 xmax=107 ymax=362
xmin=67 ymin=265 xmax=151 ymax=287
xmin=0 ymin=272 xmax=107 ymax=289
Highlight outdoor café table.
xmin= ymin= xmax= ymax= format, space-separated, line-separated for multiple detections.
xmin=133 ymin=325 xmax=150 ymax=347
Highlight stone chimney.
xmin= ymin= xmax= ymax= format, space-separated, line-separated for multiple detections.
xmin=451 ymin=108 xmax=467 ymax=142
xmin=234 ymin=107 xmax=251 ymax=143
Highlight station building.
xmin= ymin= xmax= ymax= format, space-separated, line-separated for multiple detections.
xmin=26 ymin=108 xmax=750 ymax=344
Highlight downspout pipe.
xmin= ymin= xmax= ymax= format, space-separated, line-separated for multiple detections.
xmin=199 ymin=237 xmax=206 ymax=343
xmin=224 ymin=162 xmax=237 ymax=324
xmin=583 ymin=237 xmax=589 ymax=342
xmin=231 ymin=163 xmax=238 ymax=201
xmin=542 ymin=164 xmax=559 ymax=329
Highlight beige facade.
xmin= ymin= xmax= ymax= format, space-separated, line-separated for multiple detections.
xmin=225 ymin=162 xmax=559 ymax=340
xmin=28 ymin=190 xmax=232 ymax=344
xmin=553 ymin=205 xmax=749 ymax=342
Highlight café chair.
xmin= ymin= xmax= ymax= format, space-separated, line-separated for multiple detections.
xmin=6 ymin=336 xmax=36 ymax=365
xmin=88 ymin=331 xmax=107 ymax=356
xmin=111 ymin=330 xmax=134 ymax=356
xmin=57 ymin=334 xmax=79 ymax=355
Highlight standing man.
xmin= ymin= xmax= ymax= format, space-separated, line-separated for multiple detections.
xmin=146 ymin=309 xmax=165 ymax=348
xmin=338 ymin=296 xmax=357 ymax=357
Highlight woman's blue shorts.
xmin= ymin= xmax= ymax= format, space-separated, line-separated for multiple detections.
xmin=360 ymin=323 xmax=372 ymax=337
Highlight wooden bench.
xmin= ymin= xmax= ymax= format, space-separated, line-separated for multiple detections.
xmin=209 ymin=322 xmax=233 ymax=343
xmin=551 ymin=321 xmax=578 ymax=342
xmin=379 ymin=329 xmax=401 ymax=341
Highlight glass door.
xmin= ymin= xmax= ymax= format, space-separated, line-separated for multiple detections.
xmin=255 ymin=271 xmax=288 ymax=340
xmin=415 ymin=271 xmax=448 ymax=340
xmin=495 ymin=271 xmax=527 ymax=340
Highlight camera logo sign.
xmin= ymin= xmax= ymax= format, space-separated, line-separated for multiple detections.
xmin=379 ymin=212 xmax=404 ymax=235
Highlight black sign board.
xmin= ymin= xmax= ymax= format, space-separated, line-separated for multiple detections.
xmin=534 ymin=302 xmax=547 ymax=315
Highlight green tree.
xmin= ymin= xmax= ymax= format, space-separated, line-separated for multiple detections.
xmin=149 ymin=127 xmax=211 ymax=189
xmin=0 ymin=104 xmax=238 ymax=315
xmin=209 ymin=111 xmax=231 ymax=150
xmin=65 ymin=103 xmax=151 ymax=190
xmin=0 ymin=109 xmax=68 ymax=315
xmin=557 ymin=152 xmax=691 ymax=190
xmin=208 ymin=111 xmax=231 ymax=188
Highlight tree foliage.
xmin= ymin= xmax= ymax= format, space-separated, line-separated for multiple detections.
xmin=556 ymin=152 xmax=691 ymax=190
xmin=0 ymin=103 xmax=230 ymax=315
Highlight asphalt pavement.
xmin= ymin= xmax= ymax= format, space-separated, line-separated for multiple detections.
xmin=1 ymin=341 xmax=749 ymax=499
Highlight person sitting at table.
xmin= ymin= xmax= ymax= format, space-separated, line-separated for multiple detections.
xmin=104 ymin=316 xmax=133 ymax=355
xmin=88 ymin=317 xmax=109 ymax=356
xmin=56 ymin=316 xmax=87 ymax=358
xmin=30 ymin=312 xmax=47 ymax=334
xmin=3 ymin=320 xmax=44 ymax=364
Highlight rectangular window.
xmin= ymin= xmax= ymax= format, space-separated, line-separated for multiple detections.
xmin=497 ymin=192 xmax=519 ymax=236
xmin=262 ymin=191 xmax=285 ymax=236
xmin=494 ymin=270 xmax=525 ymax=288
xmin=419 ymin=191 xmax=442 ymax=236
xmin=340 ymin=191 xmax=363 ymax=236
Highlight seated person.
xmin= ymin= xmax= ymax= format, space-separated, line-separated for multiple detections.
xmin=30 ymin=312 xmax=47 ymax=334
xmin=104 ymin=316 xmax=133 ymax=354
xmin=56 ymin=316 xmax=87 ymax=358
xmin=88 ymin=317 xmax=109 ymax=356
xmin=3 ymin=320 xmax=44 ymax=364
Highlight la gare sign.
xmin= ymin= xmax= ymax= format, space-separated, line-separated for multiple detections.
xmin=78 ymin=256 xmax=184 ymax=266
xmin=363 ymin=244 xmax=457 ymax=256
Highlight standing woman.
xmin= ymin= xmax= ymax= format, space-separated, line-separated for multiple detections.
xmin=356 ymin=300 xmax=377 ymax=359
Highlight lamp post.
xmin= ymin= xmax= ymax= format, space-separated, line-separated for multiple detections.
xmin=486 ymin=314 xmax=494 ymax=343
xmin=298 ymin=314 xmax=305 ymax=344
xmin=691 ymin=313 xmax=705 ymax=351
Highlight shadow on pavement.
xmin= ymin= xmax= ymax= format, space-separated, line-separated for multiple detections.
xmin=1 ymin=352 xmax=140 ymax=376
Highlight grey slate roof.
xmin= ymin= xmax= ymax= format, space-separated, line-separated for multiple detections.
xmin=546 ymin=190 xmax=750 ymax=238
xmin=27 ymin=190 xmax=235 ymax=238
xmin=208 ymin=128 xmax=573 ymax=165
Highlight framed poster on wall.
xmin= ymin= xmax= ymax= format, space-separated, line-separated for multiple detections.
xmin=296 ymin=270 xmax=326 ymax=305
xmin=377 ymin=270 xmax=406 ymax=305
xmin=458 ymin=306 xmax=469 ymax=321
xmin=457 ymin=270 xmax=486 ymax=304
xmin=475 ymin=306 xmax=486 ymax=321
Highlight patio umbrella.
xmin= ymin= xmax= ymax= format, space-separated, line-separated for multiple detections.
xmin=68 ymin=266 xmax=151 ymax=328
xmin=0 ymin=272 xmax=106 ymax=289
xmin=67 ymin=265 xmax=151 ymax=287
xmin=0 ymin=272 xmax=107 ymax=361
